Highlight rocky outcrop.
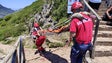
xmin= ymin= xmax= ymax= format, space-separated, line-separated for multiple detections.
xmin=34 ymin=0 xmax=55 ymax=29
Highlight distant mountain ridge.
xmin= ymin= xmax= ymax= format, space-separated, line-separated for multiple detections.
xmin=0 ymin=4 xmax=14 ymax=18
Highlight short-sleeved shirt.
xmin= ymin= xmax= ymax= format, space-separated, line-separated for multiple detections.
xmin=70 ymin=12 xmax=93 ymax=44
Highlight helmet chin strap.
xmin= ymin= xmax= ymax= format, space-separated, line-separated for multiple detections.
xmin=72 ymin=8 xmax=82 ymax=13
xmin=75 ymin=8 xmax=83 ymax=12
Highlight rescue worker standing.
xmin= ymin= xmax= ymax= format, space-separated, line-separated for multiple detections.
xmin=65 ymin=2 xmax=93 ymax=63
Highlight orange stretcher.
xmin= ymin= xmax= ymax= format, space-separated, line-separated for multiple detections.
xmin=47 ymin=24 xmax=69 ymax=33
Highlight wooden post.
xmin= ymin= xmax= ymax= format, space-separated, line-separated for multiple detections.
xmin=19 ymin=37 xmax=26 ymax=63
xmin=21 ymin=38 xmax=26 ymax=63
xmin=11 ymin=50 xmax=18 ymax=63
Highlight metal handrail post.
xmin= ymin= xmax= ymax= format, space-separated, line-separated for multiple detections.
xmin=83 ymin=0 xmax=102 ymax=59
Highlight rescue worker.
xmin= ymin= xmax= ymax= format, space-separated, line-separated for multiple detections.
xmin=30 ymin=22 xmax=42 ymax=42
xmin=30 ymin=22 xmax=46 ymax=56
xmin=65 ymin=2 xmax=94 ymax=63
xmin=35 ymin=30 xmax=46 ymax=56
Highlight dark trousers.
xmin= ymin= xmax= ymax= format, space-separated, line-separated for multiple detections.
xmin=70 ymin=42 xmax=92 ymax=63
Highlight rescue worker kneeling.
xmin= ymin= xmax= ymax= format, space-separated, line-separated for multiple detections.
xmin=35 ymin=30 xmax=46 ymax=56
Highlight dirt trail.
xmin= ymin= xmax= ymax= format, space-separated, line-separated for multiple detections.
xmin=25 ymin=47 xmax=71 ymax=63
xmin=0 ymin=43 xmax=14 ymax=62
xmin=0 ymin=38 xmax=112 ymax=63
xmin=25 ymin=46 xmax=112 ymax=63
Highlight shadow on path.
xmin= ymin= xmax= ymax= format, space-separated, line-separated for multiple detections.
xmin=43 ymin=51 xmax=68 ymax=63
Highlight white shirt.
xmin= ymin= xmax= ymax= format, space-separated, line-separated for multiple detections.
xmin=89 ymin=0 xmax=102 ymax=3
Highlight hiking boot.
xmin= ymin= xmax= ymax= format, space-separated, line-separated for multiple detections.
xmin=34 ymin=50 xmax=39 ymax=54
xmin=42 ymin=49 xmax=46 ymax=54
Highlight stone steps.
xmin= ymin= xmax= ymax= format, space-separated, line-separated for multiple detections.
xmin=95 ymin=31 xmax=112 ymax=37
xmin=95 ymin=46 xmax=112 ymax=51
xmin=94 ymin=37 xmax=112 ymax=57
xmin=95 ymin=51 xmax=112 ymax=57
xmin=93 ymin=1 xmax=112 ymax=61
xmin=97 ymin=37 xmax=112 ymax=42
xmin=96 ymin=37 xmax=112 ymax=45
xmin=94 ymin=25 xmax=112 ymax=31
xmin=96 ymin=42 xmax=112 ymax=46
xmin=95 ymin=21 xmax=108 ymax=25
xmin=97 ymin=21 xmax=107 ymax=25
xmin=93 ymin=56 xmax=112 ymax=63
xmin=95 ymin=45 xmax=112 ymax=56
xmin=96 ymin=37 xmax=112 ymax=46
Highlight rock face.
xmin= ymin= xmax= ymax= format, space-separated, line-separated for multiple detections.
xmin=29 ymin=0 xmax=55 ymax=29
xmin=0 ymin=4 xmax=14 ymax=18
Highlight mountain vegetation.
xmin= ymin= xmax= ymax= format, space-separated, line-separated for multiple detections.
xmin=50 ymin=0 xmax=68 ymax=22
xmin=0 ymin=0 xmax=68 ymax=42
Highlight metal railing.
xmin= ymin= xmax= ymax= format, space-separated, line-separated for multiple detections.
xmin=83 ymin=0 xmax=102 ymax=59
xmin=1 ymin=36 xmax=26 ymax=63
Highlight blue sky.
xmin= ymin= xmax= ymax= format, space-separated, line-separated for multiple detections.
xmin=0 ymin=0 xmax=36 ymax=10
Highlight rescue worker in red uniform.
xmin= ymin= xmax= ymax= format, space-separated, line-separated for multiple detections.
xmin=65 ymin=2 xmax=94 ymax=63
xmin=31 ymin=22 xmax=46 ymax=55
xmin=35 ymin=30 xmax=46 ymax=55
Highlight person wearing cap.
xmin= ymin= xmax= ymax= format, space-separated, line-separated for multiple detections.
xmin=65 ymin=2 xmax=93 ymax=63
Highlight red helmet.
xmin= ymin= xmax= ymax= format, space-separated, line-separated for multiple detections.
xmin=71 ymin=2 xmax=83 ymax=12
xmin=34 ymin=22 xmax=39 ymax=27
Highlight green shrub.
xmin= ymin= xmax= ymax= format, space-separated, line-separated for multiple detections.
xmin=51 ymin=0 xmax=68 ymax=22
xmin=46 ymin=42 xmax=64 ymax=48
xmin=0 ymin=18 xmax=3 ymax=21
xmin=2 ymin=39 xmax=13 ymax=44
xmin=32 ymin=45 xmax=37 ymax=49
xmin=44 ymin=24 xmax=52 ymax=28
xmin=0 ymin=20 xmax=7 ymax=27
xmin=0 ymin=24 xmax=26 ymax=41
xmin=4 ymin=14 xmax=12 ymax=21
